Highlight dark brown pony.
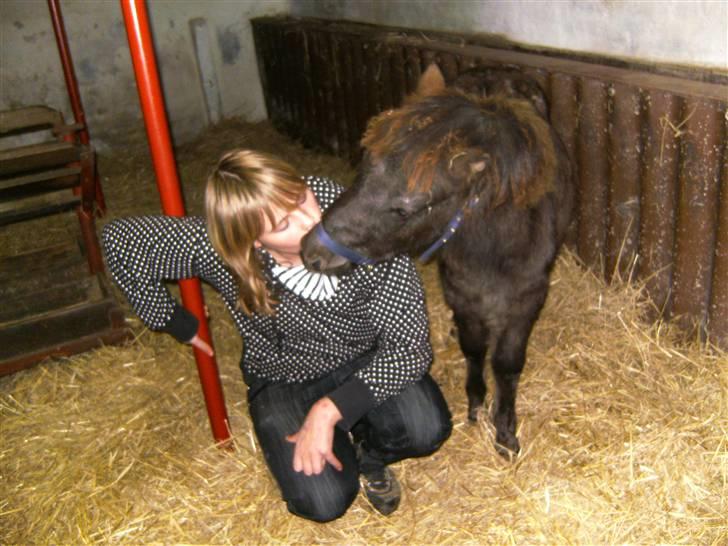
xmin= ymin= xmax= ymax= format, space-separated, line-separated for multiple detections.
xmin=302 ymin=65 xmax=574 ymax=457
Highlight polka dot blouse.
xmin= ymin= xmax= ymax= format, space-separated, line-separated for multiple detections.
xmin=101 ymin=176 xmax=433 ymax=429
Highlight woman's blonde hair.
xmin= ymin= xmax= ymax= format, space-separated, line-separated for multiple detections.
xmin=205 ymin=149 xmax=306 ymax=315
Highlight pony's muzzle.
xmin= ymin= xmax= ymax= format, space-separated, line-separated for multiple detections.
xmin=301 ymin=227 xmax=353 ymax=275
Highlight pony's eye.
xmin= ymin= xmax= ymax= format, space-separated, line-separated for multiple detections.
xmin=393 ymin=207 xmax=409 ymax=218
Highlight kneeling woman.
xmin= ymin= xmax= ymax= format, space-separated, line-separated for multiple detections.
xmin=102 ymin=149 xmax=452 ymax=521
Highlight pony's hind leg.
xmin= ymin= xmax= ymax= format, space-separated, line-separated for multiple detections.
xmin=453 ymin=312 xmax=489 ymax=422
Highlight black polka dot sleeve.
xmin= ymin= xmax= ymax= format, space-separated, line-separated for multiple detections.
xmin=101 ymin=215 xmax=234 ymax=342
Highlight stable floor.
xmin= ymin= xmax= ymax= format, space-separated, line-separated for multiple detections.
xmin=1 ymin=120 xmax=725 ymax=544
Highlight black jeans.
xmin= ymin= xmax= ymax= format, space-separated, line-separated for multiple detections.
xmin=247 ymin=355 xmax=452 ymax=522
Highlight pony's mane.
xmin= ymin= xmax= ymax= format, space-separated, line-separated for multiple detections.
xmin=361 ymin=90 xmax=557 ymax=207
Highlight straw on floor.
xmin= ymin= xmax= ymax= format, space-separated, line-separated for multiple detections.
xmin=1 ymin=120 xmax=726 ymax=544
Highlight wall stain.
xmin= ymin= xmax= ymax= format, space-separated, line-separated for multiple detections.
xmin=79 ymin=59 xmax=96 ymax=81
xmin=217 ymin=26 xmax=241 ymax=65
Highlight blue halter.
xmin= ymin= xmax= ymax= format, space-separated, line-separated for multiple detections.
xmin=313 ymin=223 xmax=377 ymax=266
xmin=314 ymin=197 xmax=478 ymax=266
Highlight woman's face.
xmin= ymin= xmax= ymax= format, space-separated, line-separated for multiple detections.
xmin=254 ymin=187 xmax=321 ymax=266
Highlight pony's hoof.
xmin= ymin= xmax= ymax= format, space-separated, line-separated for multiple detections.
xmin=494 ymin=433 xmax=520 ymax=460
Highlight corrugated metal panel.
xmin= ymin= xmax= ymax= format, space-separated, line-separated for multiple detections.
xmin=252 ymin=17 xmax=728 ymax=347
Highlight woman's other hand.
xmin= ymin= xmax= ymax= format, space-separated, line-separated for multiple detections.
xmin=286 ymin=397 xmax=343 ymax=475
xmin=189 ymin=334 xmax=214 ymax=357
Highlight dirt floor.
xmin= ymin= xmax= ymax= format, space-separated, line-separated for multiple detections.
xmin=1 ymin=120 xmax=726 ymax=544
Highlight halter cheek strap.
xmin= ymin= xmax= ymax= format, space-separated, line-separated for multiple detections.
xmin=418 ymin=206 xmax=466 ymax=262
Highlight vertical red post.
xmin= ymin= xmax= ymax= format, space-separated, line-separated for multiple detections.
xmin=47 ymin=0 xmax=107 ymax=213
xmin=120 ymin=0 xmax=231 ymax=444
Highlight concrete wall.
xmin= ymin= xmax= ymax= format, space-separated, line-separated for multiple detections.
xmin=291 ymin=0 xmax=727 ymax=70
xmin=2 ymin=1 xmax=725 ymax=151
xmin=0 ymin=0 xmax=287 ymax=151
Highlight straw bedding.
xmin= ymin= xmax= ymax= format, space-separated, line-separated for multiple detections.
xmin=1 ymin=120 xmax=726 ymax=544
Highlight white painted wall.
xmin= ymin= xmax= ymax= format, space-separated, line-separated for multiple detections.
xmin=1 ymin=1 xmax=724 ymax=150
xmin=0 ymin=0 xmax=288 ymax=150
xmin=292 ymin=0 xmax=728 ymax=70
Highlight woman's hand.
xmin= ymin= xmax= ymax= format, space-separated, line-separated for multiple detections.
xmin=189 ymin=334 xmax=214 ymax=357
xmin=286 ymin=397 xmax=343 ymax=475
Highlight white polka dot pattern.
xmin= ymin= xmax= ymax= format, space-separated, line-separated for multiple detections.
xmin=101 ymin=177 xmax=433 ymax=404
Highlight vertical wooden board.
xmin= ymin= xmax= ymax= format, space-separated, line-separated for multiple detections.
xmin=271 ymin=26 xmax=289 ymax=124
xmin=376 ymin=44 xmax=395 ymax=111
xmin=284 ymin=27 xmax=305 ymax=137
xmin=576 ymin=77 xmax=610 ymax=273
xmin=671 ymin=99 xmax=723 ymax=331
xmin=309 ymin=32 xmax=329 ymax=151
xmin=298 ymin=29 xmax=319 ymax=147
xmin=523 ymin=67 xmax=550 ymax=103
xmin=638 ymin=91 xmax=681 ymax=314
xmin=420 ymin=48 xmax=437 ymax=73
xmin=549 ymin=73 xmax=579 ymax=247
xmin=364 ymin=41 xmax=382 ymax=120
xmin=404 ymin=46 xmax=422 ymax=94
xmin=273 ymin=26 xmax=295 ymax=128
xmin=351 ymin=38 xmax=371 ymax=140
xmin=328 ymin=34 xmax=351 ymax=160
xmin=606 ymin=83 xmax=642 ymax=280
xmin=337 ymin=37 xmax=363 ymax=163
xmin=437 ymin=51 xmax=459 ymax=82
xmin=278 ymin=26 xmax=300 ymax=133
xmin=708 ymin=133 xmax=728 ymax=348
xmin=313 ymin=31 xmax=339 ymax=153
xmin=389 ymin=44 xmax=407 ymax=108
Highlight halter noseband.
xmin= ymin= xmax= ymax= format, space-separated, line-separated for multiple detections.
xmin=314 ymin=196 xmax=479 ymax=266
xmin=313 ymin=224 xmax=377 ymax=266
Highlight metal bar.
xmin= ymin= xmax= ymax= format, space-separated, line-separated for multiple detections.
xmin=120 ymin=0 xmax=230 ymax=444
xmin=47 ymin=0 xmax=107 ymax=213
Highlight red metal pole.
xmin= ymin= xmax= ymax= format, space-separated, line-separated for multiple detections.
xmin=120 ymin=0 xmax=231 ymax=444
xmin=47 ymin=0 xmax=107 ymax=214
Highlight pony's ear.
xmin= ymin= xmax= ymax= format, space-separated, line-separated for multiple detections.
xmin=449 ymin=149 xmax=509 ymax=208
xmin=448 ymin=149 xmax=488 ymax=181
xmin=414 ymin=64 xmax=446 ymax=98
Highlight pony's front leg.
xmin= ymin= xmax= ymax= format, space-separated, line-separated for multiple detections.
xmin=490 ymin=311 xmax=541 ymax=458
xmin=453 ymin=312 xmax=489 ymax=422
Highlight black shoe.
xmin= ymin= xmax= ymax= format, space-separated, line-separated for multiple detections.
xmin=361 ymin=466 xmax=401 ymax=516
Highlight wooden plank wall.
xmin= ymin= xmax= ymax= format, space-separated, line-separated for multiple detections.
xmin=252 ymin=17 xmax=728 ymax=348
